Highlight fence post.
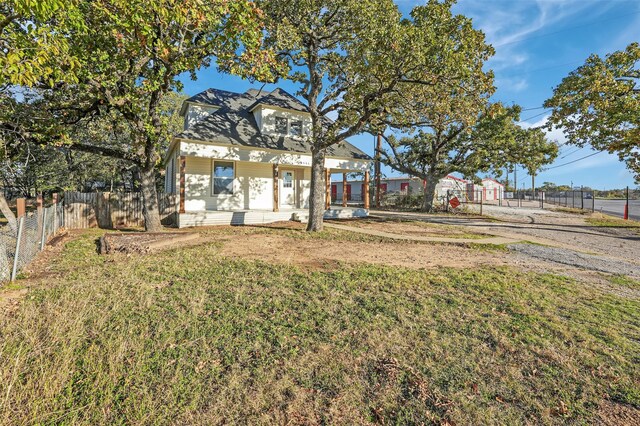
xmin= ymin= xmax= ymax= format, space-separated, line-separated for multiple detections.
xmin=16 ymin=198 xmax=25 ymax=218
xmin=581 ymin=187 xmax=584 ymax=210
xmin=480 ymin=194 xmax=483 ymax=215
xmin=52 ymin=193 xmax=58 ymax=230
xmin=11 ymin=216 xmax=25 ymax=281
xmin=40 ymin=207 xmax=48 ymax=250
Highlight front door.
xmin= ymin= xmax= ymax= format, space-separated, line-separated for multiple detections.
xmin=280 ymin=170 xmax=297 ymax=209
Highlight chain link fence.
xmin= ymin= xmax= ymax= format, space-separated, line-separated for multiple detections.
xmin=0 ymin=203 xmax=64 ymax=282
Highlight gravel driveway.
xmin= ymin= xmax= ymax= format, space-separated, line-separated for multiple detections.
xmin=370 ymin=207 xmax=640 ymax=281
xmin=508 ymin=243 xmax=640 ymax=278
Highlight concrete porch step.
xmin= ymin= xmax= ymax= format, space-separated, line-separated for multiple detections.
xmin=293 ymin=208 xmax=369 ymax=223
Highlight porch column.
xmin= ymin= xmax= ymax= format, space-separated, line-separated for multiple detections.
xmin=272 ymin=163 xmax=279 ymax=212
xmin=342 ymin=173 xmax=348 ymax=207
xmin=179 ymin=155 xmax=186 ymax=214
xmin=364 ymin=171 xmax=370 ymax=209
xmin=325 ymin=168 xmax=331 ymax=210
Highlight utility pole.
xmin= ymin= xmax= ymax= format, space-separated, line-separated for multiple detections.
xmin=624 ymin=186 xmax=629 ymax=220
xmin=514 ymin=165 xmax=517 ymax=198
xmin=505 ymin=166 xmax=509 ymax=191
xmin=375 ymin=133 xmax=382 ymax=208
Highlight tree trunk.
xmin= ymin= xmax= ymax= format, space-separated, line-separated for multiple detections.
xmin=306 ymin=148 xmax=326 ymax=232
xmin=140 ymin=166 xmax=162 ymax=232
xmin=421 ymin=174 xmax=440 ymax=212
xmin=0 ymin=194 xmax=17 ymax=234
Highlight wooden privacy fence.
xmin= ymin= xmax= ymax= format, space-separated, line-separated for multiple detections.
xmin=63 ymin=191 xmax=177 ymax=229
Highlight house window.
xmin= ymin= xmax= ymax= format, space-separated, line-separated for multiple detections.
xmin=212 ymin=161 xmax=234 ymax=195
xmin=166 ymin=158 xmax=174 ymax=193
xmin=275 ymin=117 xmax=288 ymax=134
xmin=283 ymin=171 xmax=293 ymax=188
xmin=289 ymin=120 xmax=302 ymax=137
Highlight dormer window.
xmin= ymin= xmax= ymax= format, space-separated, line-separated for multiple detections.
xmin=275 ymin=117 xmax=288 ymax=134
xmin=289 ymin=120 xmax=302 ymax=137
xmin=272 ymin=116 xmax=307 ymax=137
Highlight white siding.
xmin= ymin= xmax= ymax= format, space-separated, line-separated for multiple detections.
xmin=164 ymin=147 xmax=179 ymax=194
xmin=184 ymin=157 xmax=240 ymax=211
xmin=180 ymin=140 xmax=370 ymax=172
xmin=300 ymin=168 xmax=311 ymax=208
xmin=184 ymin=158 xmax=276 ymax=211
xmin=236 ymin=161 xmax=273 ymax=210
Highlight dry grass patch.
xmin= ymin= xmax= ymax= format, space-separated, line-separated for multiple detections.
xmin=0 ymin=230 xmax=638 ymax=424
xmin=586 ymin=215 xmax=640 ymax=231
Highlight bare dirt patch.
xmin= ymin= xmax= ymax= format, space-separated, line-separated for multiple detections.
xmin=331 ymin=217 xmax=490 ymax=239
xmin=215 ymin=223 xmax=509 ymax=271
xmin=99 ymin=232 xmax=200 ymax=254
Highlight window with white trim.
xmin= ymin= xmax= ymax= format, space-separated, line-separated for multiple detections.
xmin=212 ymin=161 xmax=234 ymax=195
xmin=169 ymin=157 xmax=176 ymax=193
xmin=275 ymin=117 xmax=288 ymax=134
xmin=289 ymin=120 xmax=302 ymax=137
xmin=283 ymin=171 xmax=293 ymax=188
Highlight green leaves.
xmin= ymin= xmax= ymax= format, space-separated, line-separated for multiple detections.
xmin=544 ymin=42 xmax=639 ymax=182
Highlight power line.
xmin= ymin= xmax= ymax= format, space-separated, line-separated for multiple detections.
xmin=518 ymin=110 xmax=551 ymax=123
xmin=558 ymin=146 xmax=583 ymax=159
xmin=544 ymin=151 xmax=603 ymax=170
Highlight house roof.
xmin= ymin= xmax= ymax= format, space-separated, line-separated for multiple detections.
xmin=444 ymin=175 xmax=469 ymax=183
xmin=481 ymin=177 xmax=504 ymax=187
xmin=176 ymin=88 xmax=370 ymax=161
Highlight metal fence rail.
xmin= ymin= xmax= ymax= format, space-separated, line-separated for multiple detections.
xmin=0 ymin=203 xmax=64 ymax=282
xmin=544 ymin=190 xmax=595 ymax=211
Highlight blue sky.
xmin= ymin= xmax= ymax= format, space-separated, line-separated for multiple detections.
xmin=179 ymin=0 xmax=640 ymax=190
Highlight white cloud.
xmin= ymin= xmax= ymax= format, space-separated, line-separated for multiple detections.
xmin=519 ymin=114 xmax=568 ymax=145
xmin=496 ymin=76 xmax=529 ymax=92
xmin=452 ymin=0 xmax=614 ymax=87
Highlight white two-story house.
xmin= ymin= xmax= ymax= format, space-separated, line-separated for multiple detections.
xmin=164 ymin=87 xmax=372 ymax=227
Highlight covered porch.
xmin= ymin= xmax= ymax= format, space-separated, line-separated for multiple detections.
xmin=177 ymin=207 xmax=368 ymax=228
xmin=170 ymin=142 xmax=372 ymax=227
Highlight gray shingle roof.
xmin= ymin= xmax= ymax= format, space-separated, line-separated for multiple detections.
xmin=176 ymin=88 xmax=371 ymax=161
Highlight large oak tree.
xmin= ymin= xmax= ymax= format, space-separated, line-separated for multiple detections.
xmin=260 ymin=0 xmax=494 ymax=231
xmin=381 ymin=104 xmax=520 ymax=211
xmin=2 ymin=0 xmax=283 ymax=231
xmin=544 ymin=42 xmax=639 ymax=182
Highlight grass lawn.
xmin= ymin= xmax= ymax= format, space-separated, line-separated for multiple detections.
xmin=0 ymin=230 xmax=639 ymax=424
xmin=586 ymin=215 xmax=640 ymax=230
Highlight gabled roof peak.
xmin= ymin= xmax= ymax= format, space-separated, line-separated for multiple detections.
xmin=183 ymin=87 xmax=308 ymax=115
